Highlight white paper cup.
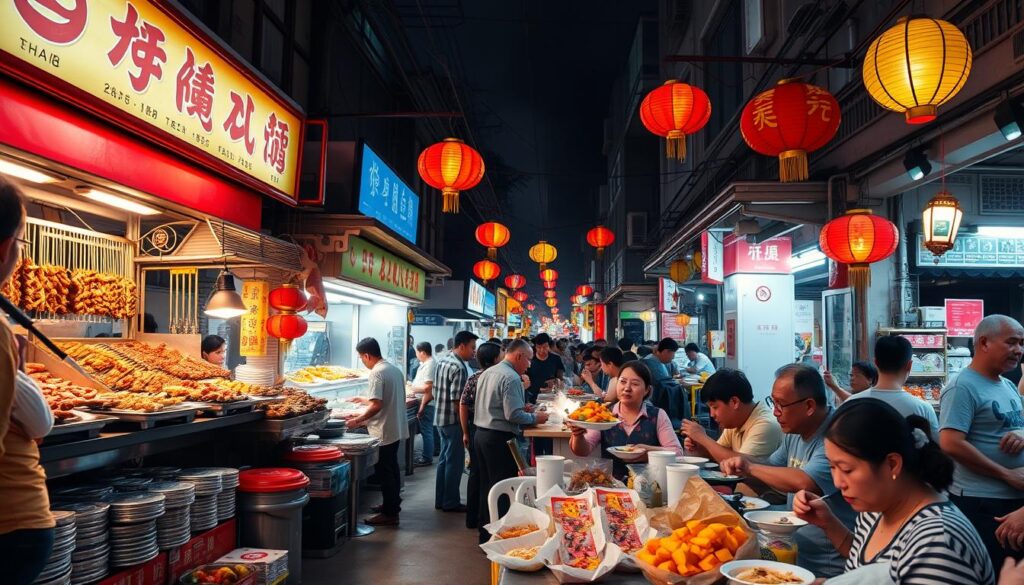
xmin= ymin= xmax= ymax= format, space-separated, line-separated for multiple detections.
xmin=647 ymin=451 xmax=677 ymax=499
xmin=665 ymin=464 xmax=699 ymax=508
xmin=535 ymin=455 xmax=565 ymax=497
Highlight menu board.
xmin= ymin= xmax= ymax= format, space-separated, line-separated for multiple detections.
xmin=917 ymin=233 xmax=1024 ymax=267
xmin=945 ymin=299 xmax=984 ymax=338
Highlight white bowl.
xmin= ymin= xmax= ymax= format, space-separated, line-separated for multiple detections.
xmin=606 ymin=446 xmax=646 ymax=461
xmin=719 ymin=560 xmax=815 ymax=585
xmin=677 ymin=456 xmax=709 ymax=466
xmin=565 ymin=419 xmax=620 ymax=431
xmin=743 ymin=511 xmax=807 ymax=535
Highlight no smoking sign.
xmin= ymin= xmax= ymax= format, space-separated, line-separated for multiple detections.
xmin=755 ymin=285 xmax=772 ymax=302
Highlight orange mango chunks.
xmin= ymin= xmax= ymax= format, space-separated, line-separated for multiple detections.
xmin=636 ymin=520 xmax=749 ymax=577
xmin=568 ymin=401 xmax=618 ymax=422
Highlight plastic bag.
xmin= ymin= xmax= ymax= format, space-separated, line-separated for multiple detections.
xmin=632 ymin=477 xmax=759 ymax=585
xmin=565 ymin=458 xmax=619 ymax=494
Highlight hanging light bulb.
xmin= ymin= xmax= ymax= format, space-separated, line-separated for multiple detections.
xmin=204 ymin=270 xmax=247 ymax=319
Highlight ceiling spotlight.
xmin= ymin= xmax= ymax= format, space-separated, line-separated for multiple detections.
xmin=903 ymin=147 xmax=932 ymax=181
xmin=994 ymin=96 xmax=1024 ymax=141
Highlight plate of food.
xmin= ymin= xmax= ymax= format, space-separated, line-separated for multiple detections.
xmin=719 ymin=560 xmax=815 ymax=584
xmin=699 ymin=469 xmax=744 ymax=486
xmin=564 ymin=401 xmax=620 ymax=431
xmin=722 ymin=494 xmax=771 ymax=511
xmin=677 ymin=455 xmax=709 ymax=466
xmin=743 ymin=511 xmax=807 ymax=535
xmin=606 ymin=445 xmax=646 ymax=461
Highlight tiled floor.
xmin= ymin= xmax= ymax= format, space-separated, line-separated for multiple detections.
xmin=304 ymin=463 xmax=488 ymax=584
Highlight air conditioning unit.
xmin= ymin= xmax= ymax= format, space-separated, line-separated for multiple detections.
xmin=627 ymin=212 xmax=648 ymax=247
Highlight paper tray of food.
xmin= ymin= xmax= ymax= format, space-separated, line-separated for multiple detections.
xmin=46 ymin=410 xmax=117 ymax=438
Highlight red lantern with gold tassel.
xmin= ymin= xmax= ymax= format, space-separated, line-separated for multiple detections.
xmin=639 ymin=80 xmax=712 ymax=161
xmin=473 ymin=259 xmax=501 ymax=284
xmin=513 ymin=291 xmax=528 ymax=303
xmin=575 ymin=284 xmax=594 ymax=297
xmin=504 ymin=274 xmax=526 ymax=290
xmin=539 ymin=268 xmax=558 ymax=282
xmin=545 ymin=298 xmax=558 ymax=308
xmin=417 ymin=138 xmax=485 ymax=213
xmin=526 ymin=303 xmax=536 ymax=311
xmin=544 ymin=290 xmax=557 ymax=299
xmin=819 ymin=209 xmax=899 ymax=289
xmin=586 ymin=226 xmax=615 ymax=259
xmin=475 ymin=222 xmax=510 ymax=260
xmin=543 ymin=280 xmax=557 ymax=290
xmin=740 ymin=79 xmax=840 ymax=182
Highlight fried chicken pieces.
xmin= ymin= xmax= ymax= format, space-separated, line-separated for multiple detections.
xmin=258 ymin=389 xmax=327 ymax=419
xmin=1 ymin=256 xmax=137 ymax=319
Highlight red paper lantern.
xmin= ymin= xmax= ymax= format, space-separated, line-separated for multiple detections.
xmin=819 ymin=209 xmax=899 ymax=288
xmin=475 ymin=222 xmax=510 ymax=260
xmin=513 ymin=291 xmax=528 ymax=302
xmin=545 ymin=298 xmax=558 ymax=308
xmin=639 ymin=80 xmax=712 ymax=161
xmin=417 ymin=138 xmax=485 ymax=213
xmin=542 ymin=280 xmax=557 ymax=290
xmin=740 ymin=79 xmax=840 ymax=182
xmin=266 ymin=313 xmax=308 ymax=340
xmin=504 ymin=274 xmax=526 ymax=290
xmin=544 ymin=290 xmax=557 ymax=299
xmin=268 ymin=284 xmax=307 ymax=312
xmin=575 ymin=284 xmax=594 ymax=297
xmin=473 ymin=259 xmax=501 ymax=284
xmin=586 ymin=226 xmax=615 ymax=259
xmin=539 ymin=268 xmax=558 ymax=282
xmin=526 ymin=303 xmax=536 ymax=311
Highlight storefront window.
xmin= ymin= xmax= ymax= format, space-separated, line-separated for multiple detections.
xmin=823 ymin=288 xmax=855 ymax=390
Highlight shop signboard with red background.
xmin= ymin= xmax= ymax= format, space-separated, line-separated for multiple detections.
xmin=723 ymin=235 xmax=792 ymax=275
xmin=945 ymin=299 xmax=984 ymax=338
xmin=660 ymin=312 xmax=687 ymax=342
xmin=594 ymin=303 xmax=607 ymax=340
xmin=726 ymin=318 xmax=736 ymax=358
xmin=658 ymin=277 xmax=679 ymax=312
xmin=0 ymin=0 xmax=304 ymax=207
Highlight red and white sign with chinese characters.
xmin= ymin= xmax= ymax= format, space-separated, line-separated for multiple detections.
xmin=726 ymin=318 xmax=736 ymax=359
xmin=0 ymin=0 xmax=304 ymax=202
xmin=723 ymin=235 xmax=792 ymax=276
xmin=658 ymin=277 xmax=680 ymax=312
xmin=945 ymin=299 xmax=985 ymax=338
xmin=660 ymin=312 xmax=687 ymax=342
xmin=701 ymin=231 xmax=724 ymax=284
xmin=594 ymin=303 xmax=607 ymax=341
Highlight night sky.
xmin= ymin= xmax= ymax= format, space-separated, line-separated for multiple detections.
xmin=402 ymin=0 xmax=656 ymax=305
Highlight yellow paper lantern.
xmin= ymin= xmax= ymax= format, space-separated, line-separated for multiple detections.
xmin=545 ymin=298 xmax=558 ymax=308
xmin=675 ymin=314 xmax=691 ymax=327
xmin=862 ymin=17 xmax=972 ymax=124
xmin=529 ymin=241 xmax=558 ymax=270
xmin=669 ymin=259 xmax=692 ymax=284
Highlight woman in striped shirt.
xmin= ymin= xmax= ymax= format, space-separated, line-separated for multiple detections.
xmin=793 ymin=398 xmax=994 ymax=584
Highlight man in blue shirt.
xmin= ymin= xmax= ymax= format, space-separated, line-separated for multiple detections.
xmin=722 ymin=364 xmax=855 ymax=579
xmin=684 ymin=342 xmax=716 ymax=376
xmin=642 ymin=338 xmax=686 ymax=428
xmin=940 ymin=314 xmax=1024 ymax=569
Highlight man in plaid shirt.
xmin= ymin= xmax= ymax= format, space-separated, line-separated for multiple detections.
xmin=433 ymin=330 xmax=478 ymax=511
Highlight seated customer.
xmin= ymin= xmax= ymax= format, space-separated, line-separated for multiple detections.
xmin=568 ymin=361 xmax=682 ymax=480
xmin=720 ymin=364 xmax=855 ymax=578
xmin=576 ymin=348 xmax=608 ymax=395
xmin=681 ymin=368 xmax=782 ymax=462
xmin=845 ymin=335 xmax=939 ymax=436
xmin=793 ymin=399 xmax=994 ymax=584
xmin=597 ymin=347 xmax=625 ymax=403
xmin=642 ymin=338 xmax=685 ymax=427
xmin=823 ymin=360 xmax=877 ymax=404
xmin=684 ymin=342 xmax=716 ymax=376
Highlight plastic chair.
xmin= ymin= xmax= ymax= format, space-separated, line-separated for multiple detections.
xmin=487 ymin=477 xmax=530 ymax=585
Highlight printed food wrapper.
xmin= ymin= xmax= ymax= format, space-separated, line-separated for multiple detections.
xmin=631 ymin=477 xmax=759 ymax=585
xmin=535 ymin=485 xmax=596 ymax=514
xmin=544 ymin=535 xmax=623 ymax=584
xmin=481 ymin=532 xmax=560 ymax=573
xmin=550 ymin=495 xmax=604 ymax=571
xmin=483 ymin=501 xmax=552 ymax=541
xmin=594 ymin=487 xmax=657 ymax=571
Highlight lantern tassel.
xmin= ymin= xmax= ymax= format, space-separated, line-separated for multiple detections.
xmin=666 ymin=136 xmax=687 ymax=162
xmin=596 ymin=248 xmax=604 ymax=260
xmin=280 ymin=338 xmax=293 ymax=355
xmin=487 ymin=247 xmax=497 ymax=260
xmin=848 ymin=264 xmax=871 ymax=290
xmin=442 ymin=188 xmax=460 ymax=213
xmin=778 ymin=149 xmax=809 ymax=182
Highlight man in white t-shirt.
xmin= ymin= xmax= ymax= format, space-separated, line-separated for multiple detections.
xmin=346 ymin=337 xmax=409 ymax=527
xmin=846 ymin=334 xmax=939 ymax=436
xmin=684 ymin=342 xmax=716 ymax=376
xmin=410 ymin=342 xmax=436 ymax=466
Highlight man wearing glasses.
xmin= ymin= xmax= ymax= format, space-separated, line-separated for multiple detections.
xmin=720 ymin=364 xmax=855 ymax=579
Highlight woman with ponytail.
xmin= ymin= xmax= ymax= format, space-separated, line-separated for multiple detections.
xmin=793 ymin=398 xmax=995 ymax=583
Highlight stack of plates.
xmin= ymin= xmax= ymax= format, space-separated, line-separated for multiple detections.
xmin=112 ymin=477 xmax=153 ymax=493
xmin=189 ymin=495 xmax=218 ymax=532
xmin=33 ymin=510 xmax=75 ymax=585
xmin=235 ymin=364 xmax=276 ymax=386
xmin=130 ymin=467 xmax=182 ymax=480
xmin=177 ymin=469 xmax=224 ymax=496
xmin=108 ymin=493 xmax=164 ymax=568
xmin=108 ymin=521 xmax=158 ymax=568
xmin=207 ymin=468 xmax=239 ymax=521
xmin=52 ymin=484 xmax=114 ymax=503
xmin=148 ymin=481 xmax=195 ymax=550
xmin=53 ymin=503 xmax=111 ymax=584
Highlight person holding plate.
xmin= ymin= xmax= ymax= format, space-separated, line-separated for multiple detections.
xmin=568 ymin=360 xmax=682 ymax=480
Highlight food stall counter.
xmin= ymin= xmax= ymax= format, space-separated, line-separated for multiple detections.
xmin=523 ymin=424 xmax=582 ymax=462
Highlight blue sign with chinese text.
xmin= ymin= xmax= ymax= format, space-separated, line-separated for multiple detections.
xmin=483 ymin=290 xmax=496 ymax=319
xmin=358 ymin=144 xmax=419 ymax=243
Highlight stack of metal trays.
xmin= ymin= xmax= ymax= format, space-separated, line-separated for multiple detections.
xmin=177 ymin=469 xmax=223 ymax=532
xmin=208 ymin=468 xmax=239 ymax=521
xmin=52 ymin=484 xmax=114 ymax=503
xmin=111 ymin=477 xmax=153 ymax=493
xmin=107 ymin=492 xmax=165 ymax=568
xmin=33 ymin=510 xmax=75 ymax=585
xmin=53 ymin=502 xmax=111 ymax=585
xmin=147 ymin=481 xmax=195 ymax=550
